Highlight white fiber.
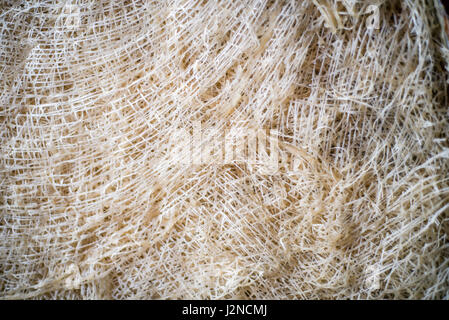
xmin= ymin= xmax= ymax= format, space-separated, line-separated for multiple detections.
xmin=1 ymin=0 xmax=448 ymax=299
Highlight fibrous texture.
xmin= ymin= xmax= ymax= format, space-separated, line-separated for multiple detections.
xmin=1 ymin=0 xmax=449 ymax=299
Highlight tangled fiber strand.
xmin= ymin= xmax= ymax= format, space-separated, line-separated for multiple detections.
xmin=1 ymin=0 xmax=449 ymax=299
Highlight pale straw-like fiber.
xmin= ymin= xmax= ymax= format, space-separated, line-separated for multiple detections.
xmin=1 ymin=0 xmax=448 ymax=299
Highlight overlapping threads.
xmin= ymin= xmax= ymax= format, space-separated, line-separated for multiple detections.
xmin=0 ymin=0 xmax=448 ymax=299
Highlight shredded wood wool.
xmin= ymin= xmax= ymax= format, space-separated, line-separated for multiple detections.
xmin=1 ymin=0 xmax=449 ymax=299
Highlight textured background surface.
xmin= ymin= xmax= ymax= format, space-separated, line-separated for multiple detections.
xmin=1 ymin=0 xmax=448 ymax=299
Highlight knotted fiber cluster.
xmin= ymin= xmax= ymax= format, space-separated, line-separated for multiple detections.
xmin=1 ymin=0 xmax=448 ymax=299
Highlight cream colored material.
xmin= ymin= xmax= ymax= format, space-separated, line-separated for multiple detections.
xmin=1 ymin=0 xmax=448 ymax=299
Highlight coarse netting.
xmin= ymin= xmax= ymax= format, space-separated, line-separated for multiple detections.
xmin=1 ymin=0 xmax=449 ymax=299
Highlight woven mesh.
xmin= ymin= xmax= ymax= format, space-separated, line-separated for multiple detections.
xmin=1 ymin=0 xmax=449 ymax=299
